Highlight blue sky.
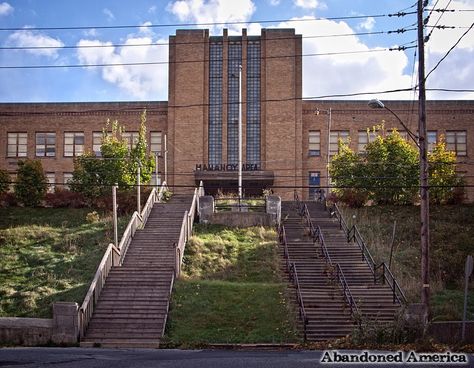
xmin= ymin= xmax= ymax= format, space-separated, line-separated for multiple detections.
xmin=0 ymin=0 xmax=473 ymax=102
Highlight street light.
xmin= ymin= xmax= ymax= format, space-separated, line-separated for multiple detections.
xmin=368 ymin=98 xmax=430 ymax=320
xmin=368 ymin=99 xmax=419 ymax=147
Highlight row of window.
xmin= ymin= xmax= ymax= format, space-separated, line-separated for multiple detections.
xmin=7 ymin=132 xmax=163 ymax=158
xmin=308 ymin=130 xmax=468 ymax=157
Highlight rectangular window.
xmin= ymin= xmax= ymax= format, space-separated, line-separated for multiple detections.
xmin=388 ymin=130 xmax=408 ymax=140
xmin=46 ymin=172 xmax=55 ymax=193
xmin=122 ymin=132 xmax=140 ymax=150
xmin=446 ymin=131 xmax=467 ymax=156
xmin=329 ymin=131 xmax=350 ymax=156
xmin=36 ymin=132 xmax=56 ymax=157
xmin=227 ymin=40 xmax=242 ymax=165
xmin=309 ymin=131 xmax=321 ymax=156
xmin=63 ymin=172 xmax=73 ymax=190
xmin=358 ymin=130 xmax=377 ymax=153
xmin=150 ymin=132 xmax=162 ymax=156
xmin=246 ymin=39 xmax=261 ymax=166
xmin=64 ymin=132 xmax=84 ymax=157
xmin=309 ymin=171 xmax=321 ymax=199
xmin=7 ymin=132 xmax=27 ymax=157
xmin=209 ymin=40 xmax=223 ymax=166
xmin=428 ymin=131 xmax=437 ymax=153
xmin=93 ymin=132 xmax=102 ymax=156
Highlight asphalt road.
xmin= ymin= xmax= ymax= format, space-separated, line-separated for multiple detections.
xmin=0 ymin=348 xmax=473 ymax=368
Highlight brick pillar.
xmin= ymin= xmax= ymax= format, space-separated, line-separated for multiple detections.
xmin=52 ymin=302 xmax=79 ymax=345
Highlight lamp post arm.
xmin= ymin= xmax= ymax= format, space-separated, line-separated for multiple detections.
xmin=383 ymin=105 xmax=420 ymax=147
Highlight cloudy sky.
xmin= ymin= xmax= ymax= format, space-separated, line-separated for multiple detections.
xmin=0 ymin=0 xmax=473 ymax=102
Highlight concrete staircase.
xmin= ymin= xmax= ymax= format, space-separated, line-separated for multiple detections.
xmin=281 ymin=200 xmax=403 ymax=342
xmin=81 ymin=194 xmax=193 ymax=348
xmin=281 ymin=202 xmax=354 ymax=342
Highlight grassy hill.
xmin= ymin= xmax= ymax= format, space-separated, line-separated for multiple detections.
xmin=339 ymin=204 xmax=474 ymax=321
xmin=163 ymin=224 xmax=300 ymax=345
xmin=0 ymin=208 xmax=126 ymax=318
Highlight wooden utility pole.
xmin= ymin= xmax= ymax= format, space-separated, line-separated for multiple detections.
xmin=418 ymin=0 xmax=430 ymax=320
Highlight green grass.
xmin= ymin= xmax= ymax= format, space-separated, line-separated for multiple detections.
xmin=0 ymin=208 xmax=127 ymax=318
xmin=164 ymin=280 xmax=298 ymax=344
xmin=164 ymin=224 xmax=300 ymax=345
xmin=339 ymin=204 xmax=474 ymax=320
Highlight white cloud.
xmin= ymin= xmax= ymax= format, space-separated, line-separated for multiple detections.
xmin=139 ymin=21 xmax=154 ymax=35
xmin=148 ymin=5 xmax=157 ymax=13
xmin=103 ymin=8 xmax=115 ymax=21
xmin=6 ymin=30 xmax=64 ymax=58
xmin=425 ymin=0 xmax=474 ymax=98
xmin=76 ymin=36 xmax=169 ymax=100
xmin=166 ymin=0 xmax=256 ymax=34
xmin=0 ymin=2 xmax=13 ymax=16
xmin=83 ymin=28 xmax=98 ymax=37
xmin=294 ymin=0 xmax=318 ymax=9
xmin=268 ymin=0 xmax=280 ymax=5
xmin=278 ymin=17 xmax=413 ymax=99
xmin=358 ymin=17 xmax=375 ymax=31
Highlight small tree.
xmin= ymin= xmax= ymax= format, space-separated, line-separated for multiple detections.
xmin=14 ymin=159 xmax=48 ymax=206
xmin=70 ymin=110 xmax=155 ymax=200
xmin=428 ymin=136 xmax=463 ymax=204
xmin=329 ymin=140 xmax=368 ymax=207
xmin=0 ymin=168 xmax=9 ymax=194
xmin=365 ymin=129 xmax=419 ymax=205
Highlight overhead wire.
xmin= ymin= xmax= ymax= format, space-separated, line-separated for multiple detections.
xmin=0 ymin=11 xmax=417 ymax=32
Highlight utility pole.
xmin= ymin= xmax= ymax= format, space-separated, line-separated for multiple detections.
xmin=418 ymin=0 xmax=430 ymax=320
xmin=238 ymin=64 xmax=243 ymax=200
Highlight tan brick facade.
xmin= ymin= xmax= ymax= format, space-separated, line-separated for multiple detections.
xmin=1 ymin=29 xmax=473 ymax=201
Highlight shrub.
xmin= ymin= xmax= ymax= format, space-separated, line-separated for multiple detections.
xmin=86 ymin=211 xmax=100 ymax=223
xmin=0 ymin=169 xmax=9 ymax=194
xmin=0 ymin=192 xmax=17 ymax=207
xmin=44 ymin=189 xmax=87 ymax=208
xmin=14 ymin=160 xmax=47 ymax=207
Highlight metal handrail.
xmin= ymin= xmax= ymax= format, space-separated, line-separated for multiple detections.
xmin=299 ymin=201 xmax=360 ymax=320
xmin=279 ymin=223 xmax=308 ymax=341
xmin=348 ymin=225 xmax=377 ymax=276
xmin=290 ymin=262 xmax=308 ymax=341
xmin=328 ymin=202 xmax=406 ymax=305
xmin=375 ymin=262 xmax=408 ymax=304
xmin=335 ymin=263 xmax=359 ymax=317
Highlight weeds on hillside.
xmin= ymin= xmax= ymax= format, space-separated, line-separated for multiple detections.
xmin=0 ymin=208 xmax=127 ymax=318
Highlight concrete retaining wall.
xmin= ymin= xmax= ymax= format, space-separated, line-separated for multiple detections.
xmin=0 ymin=302 xmax=79 ymax=346
xmin=207 ymin=212 xmax=275 ymax=227
xmin=0 ymin=318 xmax=52 ymax=346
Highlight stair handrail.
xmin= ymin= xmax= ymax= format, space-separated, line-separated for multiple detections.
xmin=348 ymin=224 xmax=377 ymax=276
xmin=299 ymin=202 xmax=360 ymax=320
xmin=374 ymin=262 xmax=408 ymax=305
xmin=78 ymin=181 xmax=169 ymax=341
xmin=290 ymin=262 xmax=308 ymax=341
xmin=335 ymin=263 xmax=360 ymax=317
xmin=278 ymin=223 xmax=292 ymax=274
xmin=174 ymin=184 xmax=202 ymax=277
xmin=79 ymin=243 xmax=120 ymax=339
xmin=278 ymin=222 xmax=308 ymax=341
xmin=329 ymin=203 xmax=350 ymax=234
xmin=329 ymin=203 xmax=407 ymax=305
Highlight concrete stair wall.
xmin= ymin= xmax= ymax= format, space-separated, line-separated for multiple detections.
xmin=80 ymin=194 xmax=193 ymax=348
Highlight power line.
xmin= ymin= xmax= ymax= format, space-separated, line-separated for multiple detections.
xmin=0 ymin=47 xmax=411 ymax=70
xmin=0 ymin=12 xmax=416 ymax=32
xmin=0 ymin=29 xmax=416 ymax=51
xmin=425 ymin=22 xmax=474 ymax=81
xmin=424 ymin=0 xmax=452 ymax=43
